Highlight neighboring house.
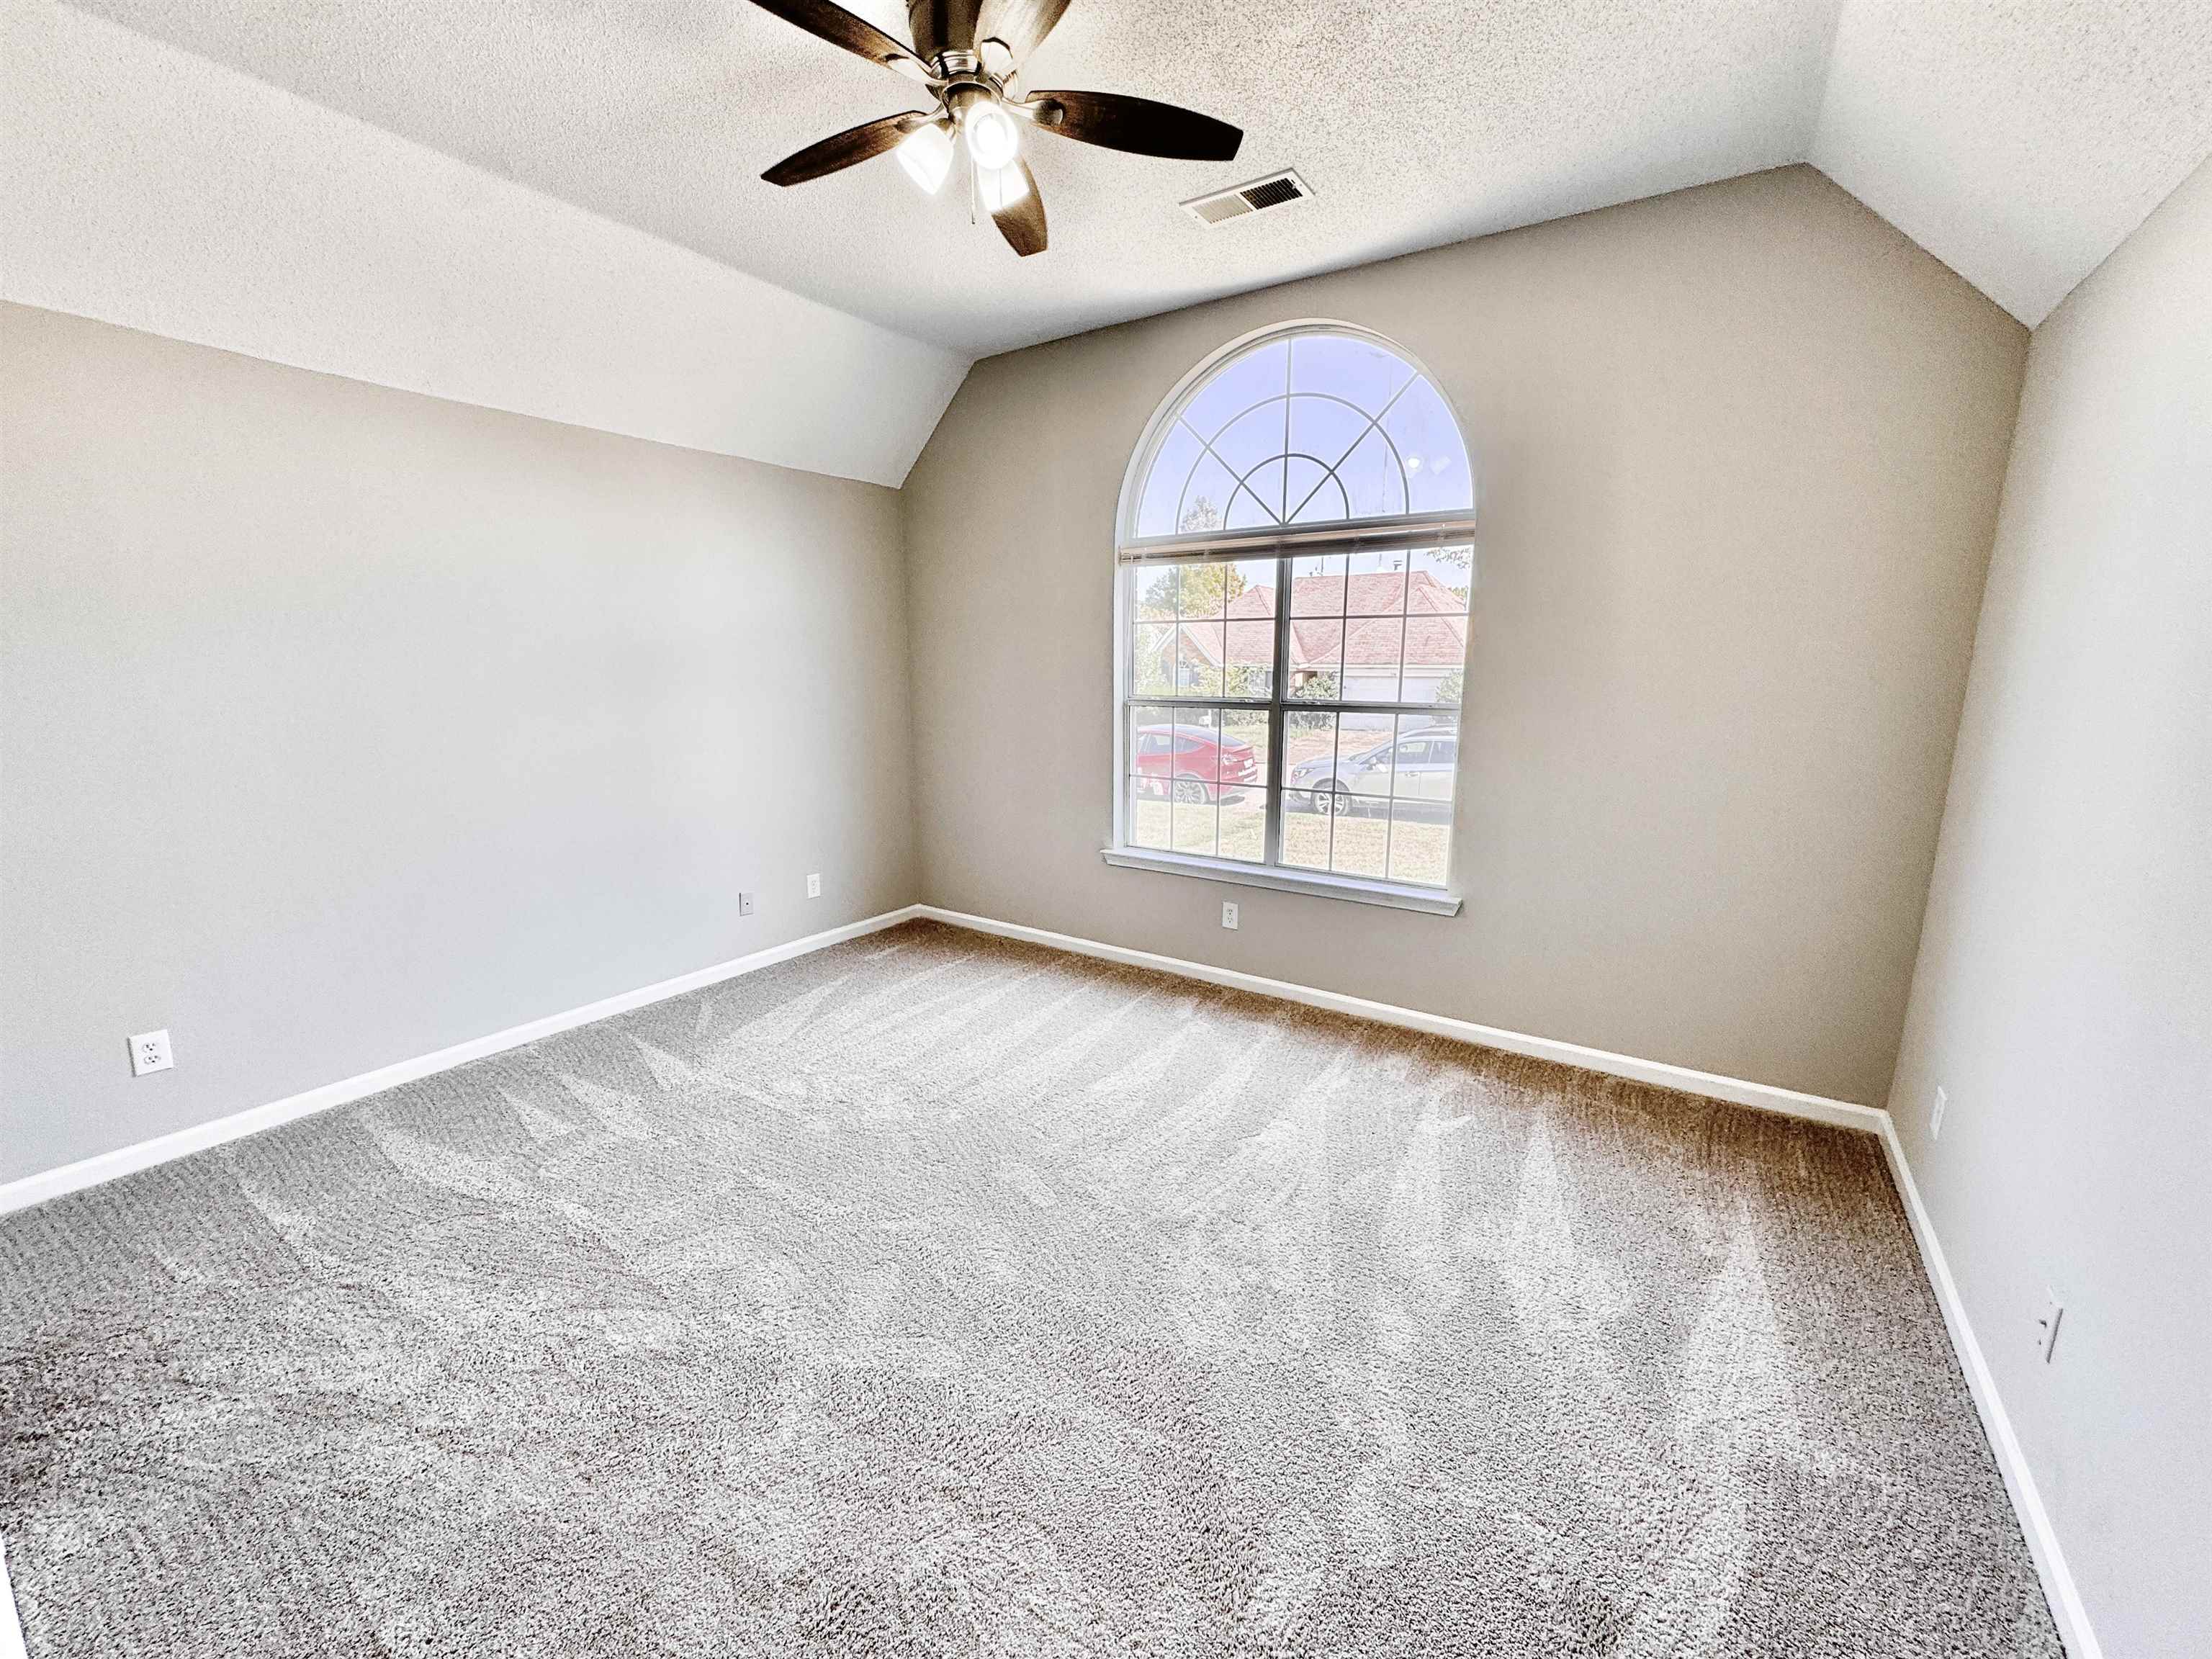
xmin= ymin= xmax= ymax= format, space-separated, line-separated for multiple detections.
xmin=1146 ymin=570 xmax=1468 ymax=702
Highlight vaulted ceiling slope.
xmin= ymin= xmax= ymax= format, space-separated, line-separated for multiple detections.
xmin=52 ymin=0 xmax=2212 ymax=360
xmin=9 ymin=1 xmax=2211 ymax=485
xmin=1813 ymin=1 xmax=2212 ymax=326
xmin=1 ymin=0 xmax=969 ymax=487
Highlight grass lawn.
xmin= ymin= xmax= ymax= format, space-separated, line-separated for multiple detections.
xmin=1129 ymin=794 xmax=1449 ymax=887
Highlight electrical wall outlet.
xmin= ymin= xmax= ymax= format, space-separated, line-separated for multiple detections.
xmin=806 ymin=873 xmax=822 ymax=899
xmin=738 ymin=891 xmax=755 ymax=917
xmin=129 ymin=1029 xmax=174 ymax=1076
xmin=1931 ymin=1085 xmax=1948 ymax=1140
xmin=2036 ymin=1293 xmax=2064 ymax=1363
xmin=1220 ymin=901 xmax=1239 ymax=930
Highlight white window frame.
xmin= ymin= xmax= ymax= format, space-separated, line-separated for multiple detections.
xmin=1106 ymin=320 xmax=1479 ymax=916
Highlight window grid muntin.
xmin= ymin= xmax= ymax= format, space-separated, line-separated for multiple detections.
xmin=1117 ymin=324 xmax=1473 ymax=896
xmin=1120 ymin=536 xmax=1466 ymax=890
xmin=1126 ymin=324 xmax=1470 ymax=549
xmin=1156 ymin=378 xmax=1430 ymax=538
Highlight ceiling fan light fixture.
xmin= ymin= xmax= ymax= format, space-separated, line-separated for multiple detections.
xmin=963 ymin=99 xmax=1021 ymax=171
xmin=976 ymin=159 xmax=1030 ymax=213
xmin=745 ymin=0 xmax=1247 ymax=258
xmin=896 ymin=120 xmax=955 ymax=193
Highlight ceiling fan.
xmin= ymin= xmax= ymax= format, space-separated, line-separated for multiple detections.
xmin=746 ymin=0 xmax=1244 ymax=257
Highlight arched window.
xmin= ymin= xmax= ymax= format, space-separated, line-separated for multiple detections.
xmin=1110 ymin=323 xmax=1476 ymax=907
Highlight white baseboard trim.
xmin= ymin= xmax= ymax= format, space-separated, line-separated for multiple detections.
xmin=0 ymin=905 xmax=923 ymax=1217
xmin=913 ymin=905 xmax=1884 ymax=1133
xmin=1876 ymin=1120 xmax=2103 ymax=1659
xmin=0 ymin=1539 xmax=26 ymax=1659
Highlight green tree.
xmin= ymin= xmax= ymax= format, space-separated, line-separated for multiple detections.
xmin=1425 ymin=544 xmax=1474 ymax=608
xmin=1141 ymin=556 xmax=1249 ymax=624
xmin=1179 ymin=495 xmax=1223 ymax=534
xmin=1138 ymin=569 xmax=1179 ymax=620
xmin=1175 ymin=559 xmax=1246 ymax=616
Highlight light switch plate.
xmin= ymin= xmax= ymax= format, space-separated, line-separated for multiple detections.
xmin=1931 ymin=1085 xmax=1948 ymax=1140
xmin=129 ymin=1029 xmax=174 ymax=1076
xmin=2036 ymin=1293 xmax=2064 ymax=1363
xmin=739 ymin=891 xmax=755 ymax=917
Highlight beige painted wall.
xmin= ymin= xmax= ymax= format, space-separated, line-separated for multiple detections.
xmin=1 ymin=303 xmax=918 ymax=1183
xmin=904 ymin=167 xmax=2026 ymax=1107
xmin=1887 ymin=156 xmax=2212 ymax=1658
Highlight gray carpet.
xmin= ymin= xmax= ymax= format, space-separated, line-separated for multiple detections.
xmin=1 ymin=920 xmax=2059 ymax=1657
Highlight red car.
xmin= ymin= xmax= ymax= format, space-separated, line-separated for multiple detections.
xmin=1133 ymin=723 xmax=1259 ymax=803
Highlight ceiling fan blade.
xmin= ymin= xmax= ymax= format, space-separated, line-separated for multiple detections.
xmin=1020 ymin=89 xmax=1242 ymax=162
xmin=976 ymin=0 xmax=1074 ymax=64
xmin=990 ymin=158 xmax=1048 ymax=256
xmin=763 ymin=112 xmax=930 ymax=186
xmin=745 ymin=0 xmax=932 ymax=81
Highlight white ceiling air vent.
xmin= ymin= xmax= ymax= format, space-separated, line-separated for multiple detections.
xmin=1182 ymin=170 xmax=1313 ymax=226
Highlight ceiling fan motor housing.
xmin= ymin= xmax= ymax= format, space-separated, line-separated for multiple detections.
xmin=908 ymin=1 xmax=977 ymax=64
xmin=944 ymin=80 xmax=994 ymax=125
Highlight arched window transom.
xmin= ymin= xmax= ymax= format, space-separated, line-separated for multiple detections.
xmin=1128 ymin=331 xmax=1473 ymax=541
xmin=1110 ymin=324 xmax=1478 ymax=907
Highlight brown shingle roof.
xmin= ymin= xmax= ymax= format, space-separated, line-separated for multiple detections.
xmin=1227 ymin=569 xmax=1459 ymax=622
xmin=1170 ymin=569 xmax=1467 ymax=669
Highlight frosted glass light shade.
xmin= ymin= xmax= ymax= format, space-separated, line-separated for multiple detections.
xmin=963 ymin=102 xmax=1020 ymax=171
xmin=977 ymin=161 xmax=1030 ymax=212
xmin=896 ymin=122 xmax=954 ymax=194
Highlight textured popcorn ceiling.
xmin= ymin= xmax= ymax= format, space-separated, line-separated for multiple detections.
xmin=1813 ymin=0 xmax=2212 ymax=326
xmin=2 ymin=0 xmax=971 ymax=485
xmin=40 ymin=0 xmax=2212 ymax=356
xmin=60 ymin=0 xmax=2212 ymax=358
xmin=61 ymin=0 xmax=1839 ymax=356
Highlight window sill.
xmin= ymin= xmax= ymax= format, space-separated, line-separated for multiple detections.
xmin=1100 ymin=848 xmax=1463 ymax=916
